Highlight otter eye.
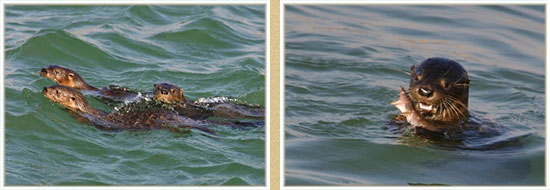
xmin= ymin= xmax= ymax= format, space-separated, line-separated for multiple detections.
xmin=55 ymin=90 xmax=59 ymax=94
xmin=442 ymin=81 xmax=450 ymax=89
xmin=68 ymin=73 xmax=74 ymax=78
xmin=171 ymin=89 xmax=176 ymax=94
xmin=414 ymin=74 xmax=421 ymax=82
xmin=55 ymin=71 xmax=59 ymax=75
xmin=71 ymin=97 xmax=76 ymax=101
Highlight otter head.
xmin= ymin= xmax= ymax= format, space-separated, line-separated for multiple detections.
xmin=153 ymin=83 xmax=186 ymax=104
xmin=409 ymin=57 xmax=469 ymax=124
xmin=40 ymin=65 xmax=94 ymax=90
xmin=42 ymin=85 xmax=93 ymax=113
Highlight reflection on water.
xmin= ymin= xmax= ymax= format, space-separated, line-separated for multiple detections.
xmin=285 ymin=5 xmax=544 ymax=185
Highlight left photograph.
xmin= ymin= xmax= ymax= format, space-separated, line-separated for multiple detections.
xmin=4 ymin=5 xmax=266 ymax=185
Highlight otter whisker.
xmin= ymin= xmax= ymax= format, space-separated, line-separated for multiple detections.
xmin=444 ymin=96 xmax=467 ymax=120
xmin=440 ymin=101 xmax=447 ymax=120
xmin=446 ymin=95 xmax=468 ymax=112
xmin=444 ymin=97 xmax=460 ymax=120
xmin=435 ymin=99 xmax=447 ymax=121
xmin=450 ymin=98 xmax=467 ymax=120
xmin=442 ymin=98 xmax=455 ymax=120
xmin=444 ymin=67 xmax=452 ymax=76
xmin=453 ymin=103 xmax=467 ymax=120
xmin=448 ymin=99 xmax=462 ymax=120
xmin=454 ymin=83 xmax=469 ymax=87
xmin=439 ymin=97 xmax=454 ymax=121
xmin=453 ymin=73 xmax=467 ymax=84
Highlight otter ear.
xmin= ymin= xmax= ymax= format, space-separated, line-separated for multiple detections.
xmin=410 ymin=65 xmax=415 ymax=72
xmin=153 ymin=84 xmax=157 ymax=88
xmin=180 ymin=89 xmax=183 ymax=95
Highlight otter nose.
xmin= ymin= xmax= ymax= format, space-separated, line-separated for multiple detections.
xmin=41 ymin=68 xmax=47 ymax=73
xmin=161 ymin=89 xmax=168 ymax=95
xmin=418 ymin=87 xmax=433 ymax=97
xmin=42 ymin=87 xmax=47 ymax=93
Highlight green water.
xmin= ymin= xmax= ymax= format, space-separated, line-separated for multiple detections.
xmin=285 ymin=5 xmax=545 ymax=185
xmin=5 ymin=5 xmax=265 ymax=185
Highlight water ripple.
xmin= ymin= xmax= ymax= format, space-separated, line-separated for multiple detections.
xmin=5 ymin=5 xmax=265 ymax=185
xmin=285 ymin=5 xmax=544 ymax=185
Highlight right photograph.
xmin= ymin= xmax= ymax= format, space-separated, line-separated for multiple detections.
xmin=284 ymin=4 xmax=545 ymax=186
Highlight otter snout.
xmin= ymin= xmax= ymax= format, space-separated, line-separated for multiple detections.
xmin=40 ymin=68 xmax=47 ymax=76
xmin=161 ymin=89 xmax=168 ymax=95
xmin=418 ymin=87 xmax=433 ymax=98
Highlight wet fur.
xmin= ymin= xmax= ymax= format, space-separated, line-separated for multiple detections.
xmin=42 ymin=85 xmax=213 ymax=134
xmin=41 ymin=65 xmax=97 ymax=90
xmin=153 ymin=83 xmax=265 ymax=120
xmin=41 ymin=65 xmax=138 ymax=102
xmin=408 ymin=57 xmax=469 ymax=126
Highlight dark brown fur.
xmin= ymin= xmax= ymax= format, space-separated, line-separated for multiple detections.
xmin=153 ymin=83 xmax=265 ymax=120
xmin=42 ymin=85 xmax=213 ymax=134
xmin=406 ymin=57 xmax=469 ymax=132
xmin=154 ymin=83 xmax=213 ymax=120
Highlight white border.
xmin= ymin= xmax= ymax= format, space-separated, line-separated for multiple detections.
xmin=1 ymin=0 xmax=269 ymax=190
xmin=280 ymin=1 xmax=548 ymax=190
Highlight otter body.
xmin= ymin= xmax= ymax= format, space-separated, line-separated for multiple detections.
xmin=42 ymin=85 xmax=213 ymax=134
xmin=393 ymin=57 xmax=469 ymax=134
xmin=40 ymin=65 xmax=139 ymax=102
xmin=153 ymin=83 xmax=214 ymax=120
xmin=154 ymin=83 xmax=265 ymax=120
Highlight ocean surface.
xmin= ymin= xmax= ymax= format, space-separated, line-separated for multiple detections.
xmin=284 ymin=5 xmax=545 ymax=185
xmin=4 ymin=5 xmax=265 ymax=185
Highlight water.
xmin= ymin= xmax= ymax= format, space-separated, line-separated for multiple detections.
xmin=5 ymin=5 xmax=265 ymax=185
xmin=284 ymin=5 xmax=544 ymax=185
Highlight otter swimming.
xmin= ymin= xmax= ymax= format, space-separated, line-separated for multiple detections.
xmin=153 ymin=83 xmax=265 ymax=120
xmin=151 ymin=83 xmax=213 ymax=120
xmin=42 ymin=85 xmax=214 ymax=134
xmin=392 ymin=57 xmax=469 ymax=134
xmin=40 ymin=65 xmax=139 ymax=102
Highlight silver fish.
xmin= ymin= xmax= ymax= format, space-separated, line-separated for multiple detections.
xmin=391 ymin=87 xmax=441 ymax=132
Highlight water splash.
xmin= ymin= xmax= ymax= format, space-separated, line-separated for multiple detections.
xmin=194 ymin=96 xmax=261 ymax=107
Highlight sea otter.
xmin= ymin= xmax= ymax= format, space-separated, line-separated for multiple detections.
xmin=153 ymin=83 xmax=265 ymax=120
xmin=40 ymin=65 xmax=139 ymax=102
xmin=392 ymin=57 xmax=469 ymax=135
xmin=42 ymin=85 xmax=214 ymax=134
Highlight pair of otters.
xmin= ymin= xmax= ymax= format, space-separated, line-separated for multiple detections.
xmin=40 ymin=65 xmax=264 ymax=134
xmin=391 ymin=57 xmax=470 ymax=137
